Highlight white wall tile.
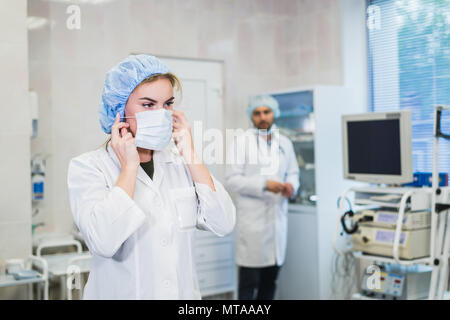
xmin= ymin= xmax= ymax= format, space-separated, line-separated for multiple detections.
xmin=0 ymin=41 xmax=30 ymax=135
xmin=0 ymin=0 xmax=31 ymax=268
xmin=0 ymin=221 xmax=32 ymax=260
xmin=0 ymin=133 xmax=31 ymax=224
xmin=0 ymin=0 xmax=27 ymax=45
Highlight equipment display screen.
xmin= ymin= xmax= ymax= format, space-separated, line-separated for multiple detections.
xmin=347 ymin=119 xmax=401 ymax=175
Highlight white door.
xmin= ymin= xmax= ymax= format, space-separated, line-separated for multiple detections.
xmin=158 ymin=56 xmax=224 ymax=181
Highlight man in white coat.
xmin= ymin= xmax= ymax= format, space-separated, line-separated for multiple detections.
xmin=225 ymin=95 xmax=299 ymax=300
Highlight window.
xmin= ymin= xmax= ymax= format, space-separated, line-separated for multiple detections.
xmin=367 ymin=0 xmax=450 ymax=174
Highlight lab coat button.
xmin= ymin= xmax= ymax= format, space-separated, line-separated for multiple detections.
xmin=163 ymin=280 xmax=170 ymax=288
xmin=160 ymin=238 xmax=168 ymax=246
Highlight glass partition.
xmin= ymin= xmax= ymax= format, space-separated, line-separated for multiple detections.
xmin=272 ymin=90 xmax=316 ymax=207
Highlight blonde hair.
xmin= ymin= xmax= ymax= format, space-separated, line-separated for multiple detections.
xmin=104 ymin=72 xmax=182 ymax=151
xmin=138 ymin=72 xmax=182 ymax=96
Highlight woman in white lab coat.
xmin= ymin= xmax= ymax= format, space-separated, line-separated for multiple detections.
xmin=67 ymin=54 xmax=235 ymax=299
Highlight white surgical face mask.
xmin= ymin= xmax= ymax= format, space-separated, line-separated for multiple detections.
xmin=253 ymin=123 xmax=275 ymax=136
xmin=134 ymin=109 xmax=173 ymax=150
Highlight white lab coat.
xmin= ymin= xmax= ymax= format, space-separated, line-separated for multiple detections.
xmin=225 ymin=127 xmax=299 ymax=267
xmin=67 ymin=141 xmax=235 ymax=299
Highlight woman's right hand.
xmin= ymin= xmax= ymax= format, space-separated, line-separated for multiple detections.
xmin=111 ymin=113 xmax=139 ymax=170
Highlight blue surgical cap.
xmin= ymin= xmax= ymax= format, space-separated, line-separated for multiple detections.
xmin=99 ymin=54 xmax=171 ymax=133
xmin=246 ymin=95 xmax=280 ymax=119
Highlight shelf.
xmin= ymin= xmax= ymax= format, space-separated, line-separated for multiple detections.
xmin=0 ymin=274 xmax=46 ymax=288
xmin=353 ymin=199 xmax=406 ymax=209
xmin=352 ymin=186 xmax=432 ymax=194
xmin=278 ymin=114 xmax=310 ymax=118
xmin=33 ymin=252 xmax=91 ymax=277
xmin=352 ymin=291 xmax=450 ymax=300
xmin=290 ymin=136 xmax=314 ymax=143
xmin=288 ymin=204 xmax=316 ymax=214
xmin=351 ymin=293 xmax=383 ymax=300
xmin=353 ymin=187 xmax=432 ymax=211
xmin=353 ymin=251 xmax=432 ymax=266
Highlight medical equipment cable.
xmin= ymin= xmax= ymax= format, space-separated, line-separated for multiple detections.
xmin=330 ymin=250 xmax=356 ymax=299
xmin=331 ymin=196 xmax=357 ymax=299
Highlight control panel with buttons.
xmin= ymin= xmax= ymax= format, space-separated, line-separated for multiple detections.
xmin=361 ymin=271 xmax=404 ymax=299
xmin=360 ymin=267 xmax=431 ymax=300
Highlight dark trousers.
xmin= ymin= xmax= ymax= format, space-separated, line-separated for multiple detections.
xmin=238 ymin=265 xmax=281 ymax=300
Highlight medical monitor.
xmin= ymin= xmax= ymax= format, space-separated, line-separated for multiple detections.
xmin=342 ymin=111 xmax=413 ymax=184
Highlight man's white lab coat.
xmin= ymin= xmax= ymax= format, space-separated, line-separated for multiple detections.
xmin=225 ymin=127 xmax=299 ymax=267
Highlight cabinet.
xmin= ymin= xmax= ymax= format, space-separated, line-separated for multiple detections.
xmin=194 ymin=231 xmax=235 ymax=297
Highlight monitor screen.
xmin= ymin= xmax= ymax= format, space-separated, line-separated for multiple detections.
xmin=347 ymin=119 xmax=401 ymax=175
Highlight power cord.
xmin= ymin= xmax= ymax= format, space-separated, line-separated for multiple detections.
xmin=340 ymin=211 xmax=374 ymax=234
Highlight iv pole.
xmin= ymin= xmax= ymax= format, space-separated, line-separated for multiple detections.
xmin=428 ymin=105 xmax=450 ymax=300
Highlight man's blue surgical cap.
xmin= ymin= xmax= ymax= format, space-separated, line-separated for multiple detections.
xmin=246 ymin=95 xmax=280 ymax=119
xmin=99 ymin=54 xmax=171 ymax=133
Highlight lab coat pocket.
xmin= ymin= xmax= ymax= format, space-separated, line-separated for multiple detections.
xmin=170 ymin=186 xmax=199 ymax=230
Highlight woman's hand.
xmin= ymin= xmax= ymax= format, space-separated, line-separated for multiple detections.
xmin=172 ymin=109 xmax=215 ymax=191
xmin=111 ymin=113 xmax=140 ymax=170
xmin=172 ymin=109 xmax=196 ymax=162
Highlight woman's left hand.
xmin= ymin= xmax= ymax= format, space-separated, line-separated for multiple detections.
xmin=172 ymin=109 xmax=215 ymax=191
xmin=172 ymin=109 xmax=196 ymax=162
